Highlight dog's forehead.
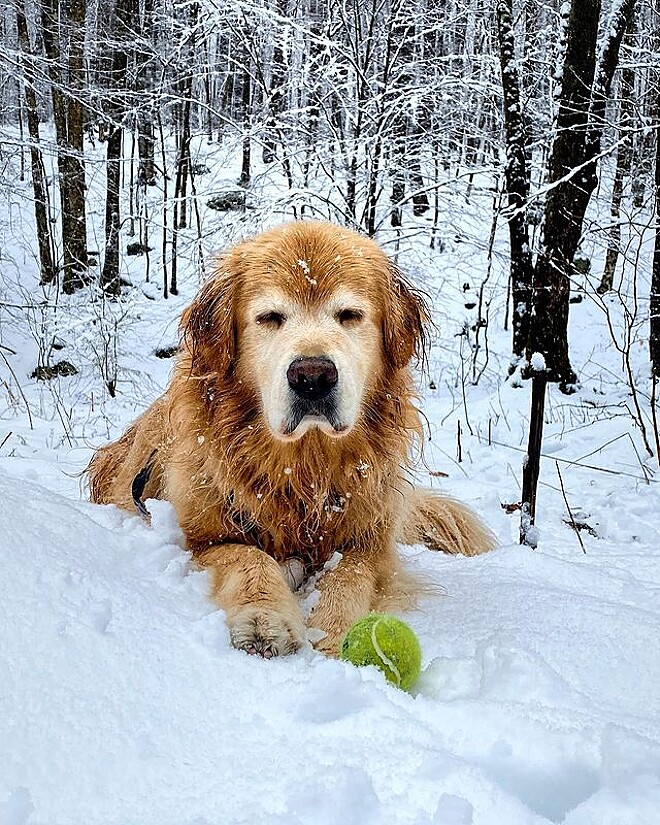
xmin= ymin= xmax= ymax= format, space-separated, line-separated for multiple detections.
xmin=231 ymin=223 xmax=391 ymax=305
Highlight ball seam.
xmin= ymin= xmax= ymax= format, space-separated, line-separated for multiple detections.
xmin=370 ymin=617 xmax=401 ymax=687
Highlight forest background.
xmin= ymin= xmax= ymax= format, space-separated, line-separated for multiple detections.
xmin=1 ymin=0 xmax=659 ymax=534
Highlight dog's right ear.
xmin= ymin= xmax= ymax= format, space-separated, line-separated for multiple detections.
xmin=180 ymin=265 xmax=236 ymax=377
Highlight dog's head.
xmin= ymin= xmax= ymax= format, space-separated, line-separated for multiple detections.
xmin=182 ymin=221 xmax=427 ymax=442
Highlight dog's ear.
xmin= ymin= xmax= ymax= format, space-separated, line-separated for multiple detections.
xmin=382 ymin=265 xmax=429 ymax=371
xmin=180 ymin=266 xmax=236 ymax=377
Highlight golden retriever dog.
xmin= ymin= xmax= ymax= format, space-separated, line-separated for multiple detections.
xmin=88 ymin=221 xmax=494 ymax=657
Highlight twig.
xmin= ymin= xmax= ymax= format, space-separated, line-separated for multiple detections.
xmin=0 ymin=351 xmax=33 ymax=430
xmin=0 ymin=431 xmax=12 ymax=450
xmin=624 ymin=432 xmax=651 ymax=485
xmin=456 ymin=419 xmax=462 ymax=463
xmin=575 ymin=431 xmax=630 ymax=463
xmin=488 ymin=436 xmax=658 ymax=483
xmin=555 ymin=461 xmax=586 ymax=554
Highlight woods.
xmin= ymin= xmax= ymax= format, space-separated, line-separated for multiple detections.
xmin=0 ymin=0 xmax=659 ymax=541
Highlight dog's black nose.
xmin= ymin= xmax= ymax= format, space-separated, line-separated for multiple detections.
xmin=287 ymin=357 xmax=338 ymax=401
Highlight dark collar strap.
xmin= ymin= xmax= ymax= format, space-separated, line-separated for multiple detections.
xmin=131 ymin=450 xmax=157 ymax=519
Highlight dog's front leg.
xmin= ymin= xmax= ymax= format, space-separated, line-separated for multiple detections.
xmin=198 ymin=543 xmax=306 ymax=657
xmin=308 ymin=540 xmax=393 ymax=657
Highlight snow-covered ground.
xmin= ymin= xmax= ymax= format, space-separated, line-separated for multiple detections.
xmin=1 ymin=134 xmax=659 ymax=824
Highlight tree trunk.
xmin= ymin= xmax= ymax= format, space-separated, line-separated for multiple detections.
xmin=15 ymin=0 xmax=56 ymax=285
xmin=101 ymin=125 xmax=123 ymax=295
xmin=100 ymin=0 xmax=132 ymax=295
xmin=389 ymin=1 xmax=413 ymax=227
xmin=263 ymin=0 xmax=289 ymax=164
xmin=239 ymin=45 xmax=251 ymax=187
xmin=598 ymin=144 xmax=627 ymax=294
xmin=496 ymin=0 xmax=533 ymax=364
xmin=136 ymin=0 xmax=156 ymax=186
xmin=40 ymin=0 xmax=89 ymax=294
xmin=650 ymin=84 xmax=660 ymax=374
xmin=527 ymin=0 xmax=600 ymax=388
xmin=521 ymin=0 xmax=635 ymax=543
xmin=171 ymin=92 xmax=192 ymax=297
xmin=528 ymin=0 xmax=633 ymax=390
xmin=63 ymin=0 xmax=89 ymax=293
xmin=301 ymin=0 xmax=326 ymax=210
xmin=520 ymin=374 xmax=546 ymax=545
xmin=598 ymin=21 xmax=635 ymax=294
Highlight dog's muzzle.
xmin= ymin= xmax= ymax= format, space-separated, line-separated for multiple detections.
xmin=284 ymin=356 xmax=343 ymax=434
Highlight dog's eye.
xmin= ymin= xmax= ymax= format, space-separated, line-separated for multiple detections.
xmin=256 ymin=311 xmax=286 ymax=328
xmin=336 ymin=309 xmax=364 ymax=325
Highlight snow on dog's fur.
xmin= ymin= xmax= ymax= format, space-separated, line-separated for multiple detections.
xmin=88 ymin=221 xmax=494 ymax=656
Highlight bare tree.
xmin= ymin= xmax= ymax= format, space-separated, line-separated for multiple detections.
xmin=40 ymin=0 xmax=89 ymax=293
xmin=520 ymin=0 xmax=636 ymax=543
xmin=15 ymin=0 xmax=55 ymax=285
xmin=496 ymin=0 xmax=533 ymax=366
xmin=100 ymin=0 xmax=134 ymax=295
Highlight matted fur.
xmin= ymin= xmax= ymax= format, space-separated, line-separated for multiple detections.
xmin=88 ymin=221 xmax=495 ymax=656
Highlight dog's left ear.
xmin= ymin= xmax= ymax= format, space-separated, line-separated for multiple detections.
xmin=382 ymin=265 xmax=429 ymax=371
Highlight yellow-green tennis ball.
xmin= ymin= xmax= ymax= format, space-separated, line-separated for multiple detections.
xmin=340 ymin=613 xmax=422 ymax=691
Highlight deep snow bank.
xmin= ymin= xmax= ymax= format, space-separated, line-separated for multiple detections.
xmin=1 ymin=472 xmax=659 ymax=825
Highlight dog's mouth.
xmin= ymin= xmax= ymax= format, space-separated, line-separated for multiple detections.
xmin=282 ymin=394 xmax=349 ymax=440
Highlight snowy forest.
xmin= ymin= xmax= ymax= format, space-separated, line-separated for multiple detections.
xmin=1 ymin=0 xmax=660 ymax=822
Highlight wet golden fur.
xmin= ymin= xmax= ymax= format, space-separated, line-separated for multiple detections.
xmin=88 ymin=221 xmax=494 ymax=656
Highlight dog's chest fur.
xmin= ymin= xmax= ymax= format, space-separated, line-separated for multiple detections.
xmin=221 ymin=476 xmax=391 ymax=573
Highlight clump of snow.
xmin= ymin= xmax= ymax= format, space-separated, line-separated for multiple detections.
xmin=530 ymin=352 xmax=546 ymax=372
xmin=140 ymin=281 xmax=161 ymax=301
xmin=297 ymin=259 xmax=317 ymax=285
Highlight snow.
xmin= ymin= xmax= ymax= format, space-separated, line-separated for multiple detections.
xmin=2 ymin=466 xmax=660 ymax=824
xmin=530 ymin=352 xmax=546 ymax=372
xmin=1 ymin=134 xmax=660 ymax=824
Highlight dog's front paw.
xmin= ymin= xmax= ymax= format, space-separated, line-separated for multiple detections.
xmin=307 ymin=620 xmax=343 ymax=658
xmin=312 ymin=633 xmax=341 ymax=658
xmin=227 ymin=604 xmax=306 ymax=658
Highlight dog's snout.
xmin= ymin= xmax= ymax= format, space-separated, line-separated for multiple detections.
xmin=287 ymin=357 xmax=338 ymax=401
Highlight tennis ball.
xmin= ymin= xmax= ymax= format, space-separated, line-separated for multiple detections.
xmin=340 ymin=613 xmax=422 ymax=691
